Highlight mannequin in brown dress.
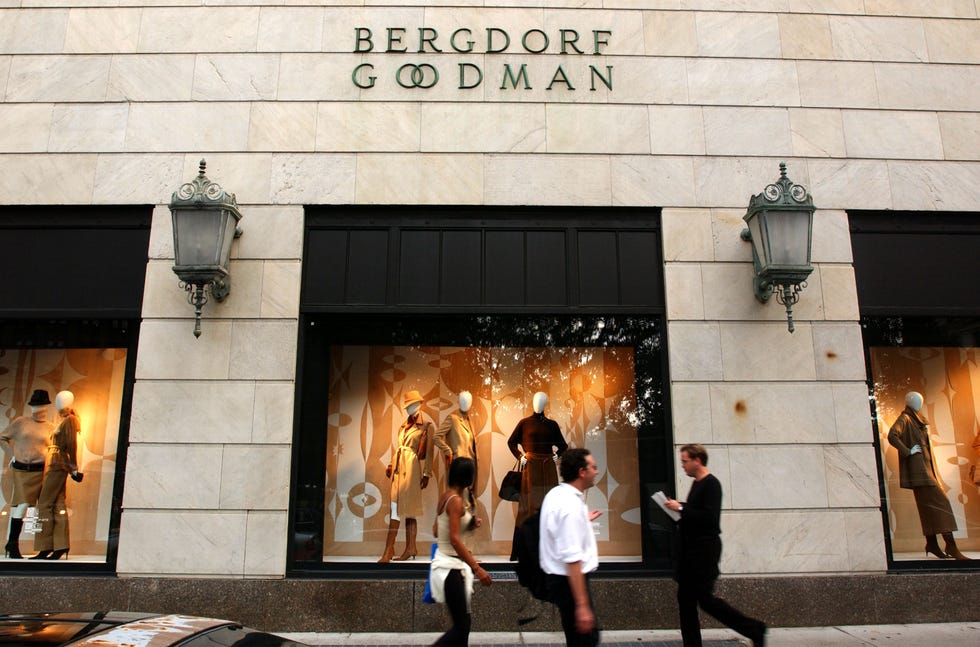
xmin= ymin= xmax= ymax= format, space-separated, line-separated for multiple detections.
xmin=507 ymin=391 xmax=568 ymax=559
xmin=888 ymin=391 xmax=969 ymax=560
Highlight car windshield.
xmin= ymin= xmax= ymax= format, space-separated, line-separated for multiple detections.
xmin=0 ymin=617 xmax=126 ymax=646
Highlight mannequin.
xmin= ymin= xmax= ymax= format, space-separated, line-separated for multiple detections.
xmin=31 ymin=390 xmax=82 ymax=560
xmin=0 ymin=389 xmax=54 ymax=559
xmin=888 ymin=391 xmax=969 ymax=560
xmin=379 ymin=389 xmax=434 ymax=563
xmin=507 ymin=391 xmax=568 ymax=558
xmin=434 ymin=391 xmax=479 ymax=497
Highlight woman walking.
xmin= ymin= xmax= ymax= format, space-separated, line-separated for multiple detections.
xmin=430 ymin=457 xmax=492 ymax=646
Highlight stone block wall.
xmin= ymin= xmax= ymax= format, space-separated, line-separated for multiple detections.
xmin=663 ymin=205 xmax=884 ymax=573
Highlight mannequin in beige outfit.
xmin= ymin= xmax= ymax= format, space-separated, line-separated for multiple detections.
xmin=434 ymin=391 xmax=478 ymax=501
xmin=379 ymin=389 xmax=434 ymax=563
xmin=1 ymin=389 xmax=54 ymax=559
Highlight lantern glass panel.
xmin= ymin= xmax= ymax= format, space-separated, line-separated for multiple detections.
xmin=763 ymin=210 xmax=811 ymax=267
xmin=217 ymin=210 xmax=237 ymax=269
xmin=746 ymin=210 xmax=767 ymax=270
xmin=175 ymin=209 xmax=224 ymax=267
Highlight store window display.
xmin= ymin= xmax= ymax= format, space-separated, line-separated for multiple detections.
xmin=0 ymin=347 xmax=129 ymax=564
xmin=869 ymin=330 xmax=979 ymax=563
xmin=317 ymin=334 xmax=646 ymax=564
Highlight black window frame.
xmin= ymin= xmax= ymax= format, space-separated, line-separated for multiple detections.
xmin=851 ymin=210 xmax=980 ymax=572
xmin=289 ymin=206 xmax=675 ymax=577
xmin=0 ymin=205 xmax=151 ymax=575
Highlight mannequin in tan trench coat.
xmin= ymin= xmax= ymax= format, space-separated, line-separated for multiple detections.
xmin=379 ymin=389 xmax=434 ymax=563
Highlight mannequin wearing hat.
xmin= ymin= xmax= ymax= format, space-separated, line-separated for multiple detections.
xmin=507 ymin=391 xmax=568 ymax=557
xmin=1 ymin=389 xmax=55 ymax=559
xmin=434 ymin=391 xmax=479 ymax=502
xmin=888 ymin=391 xmax=969 ymax=561
xmin=31 ymin=390 xmax=82 ymax=560
xmin=380 ymin=389 xmax=435 ymax=563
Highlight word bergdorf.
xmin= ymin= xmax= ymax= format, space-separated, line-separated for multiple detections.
xmin=351 ymin=27 xmax=614 ymax=91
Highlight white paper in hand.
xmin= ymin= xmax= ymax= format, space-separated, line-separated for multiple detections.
xmin=652 ymin=491 xmax=681 ymax=522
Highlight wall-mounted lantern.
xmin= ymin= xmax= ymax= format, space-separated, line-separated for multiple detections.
xmin=740 ymin=162 xmax=815 ymax=333
xmin=169 ymin=160 xmax=243 ymax=338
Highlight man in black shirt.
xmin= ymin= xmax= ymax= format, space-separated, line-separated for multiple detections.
xmin=664 ymin=444 xmax=767 ymax=647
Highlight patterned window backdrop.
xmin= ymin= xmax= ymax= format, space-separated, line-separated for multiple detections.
xmin=291 ymin=313 xmax=670 ymax=571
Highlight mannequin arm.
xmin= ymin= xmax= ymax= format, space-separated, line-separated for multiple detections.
xmin=887 ymin=419 xmax=911 ymax=457
xmin=63 ymin=415 xmax=81 ymax=471
xmin=433 ymin=417 xmax=453 ymax=460
xmin=421 ymin=422 xmax=436 ymax=478
xmin=506 ymin=425 xmax=523 ymax=460
xmin=552 ymin=424 xmax=569 ymax=456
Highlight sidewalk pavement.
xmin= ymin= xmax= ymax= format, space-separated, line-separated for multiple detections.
xmin=283 ymin=622 xmax=979 ymax=646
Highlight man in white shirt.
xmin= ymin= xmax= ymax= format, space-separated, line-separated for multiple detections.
xmin=538 ymin=447 xmax=601 ymax=647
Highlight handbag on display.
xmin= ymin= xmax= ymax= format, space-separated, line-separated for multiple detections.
xmin=498 ymin=460 xmax=523 ymax=502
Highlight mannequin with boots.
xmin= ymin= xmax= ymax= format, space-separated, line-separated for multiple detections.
xmin=888 ymin=391 xmax=971 ymax=561
xmin=0 ymin=389 xmax=55 ymax=559
xmin=379 ymin=389 xmax=433 ymax=563
xmin=31 ymin=390 xmax=82 ymax=560
xmin=434 ymin=390 xmax=478 ymax=504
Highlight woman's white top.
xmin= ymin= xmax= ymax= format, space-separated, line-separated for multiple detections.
xmin=429 ymin=494 xmax=475 ymax=611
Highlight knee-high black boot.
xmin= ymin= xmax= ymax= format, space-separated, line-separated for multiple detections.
xmin=924 ymin=534 xmax=948 ymax=559
xmin=942 ymin=533 xmax=971 ymax=561
xmin=5 ymin=518 xmax=23 ymax=559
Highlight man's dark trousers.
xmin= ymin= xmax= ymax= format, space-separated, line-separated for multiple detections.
xmin=545 ymin=573 xmax=599 ymax=647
